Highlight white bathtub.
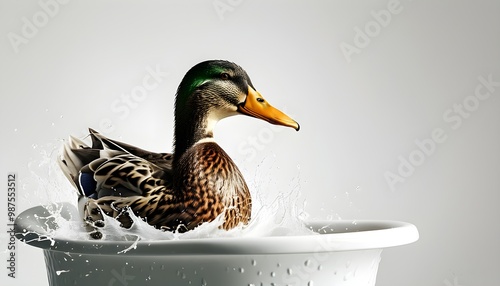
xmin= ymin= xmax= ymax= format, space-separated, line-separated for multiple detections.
xmin=15 ymin=203 xmax=418 ymax=286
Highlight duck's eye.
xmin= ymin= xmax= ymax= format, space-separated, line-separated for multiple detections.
xmin=220 ymin=73 xmax=230 ymax=80
xmin=257 ymin=98 xmax=265 ymax=103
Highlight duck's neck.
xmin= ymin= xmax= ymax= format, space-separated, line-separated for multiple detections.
xmin=173 ymin=106 xmax=215 ymax=164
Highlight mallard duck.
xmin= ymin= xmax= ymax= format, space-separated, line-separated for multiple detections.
xmin=59 ymin=60 xmax=299 ymax=238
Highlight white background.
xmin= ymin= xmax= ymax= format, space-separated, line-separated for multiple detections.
xmin=1 ymin=1 xmax=500 ymax=285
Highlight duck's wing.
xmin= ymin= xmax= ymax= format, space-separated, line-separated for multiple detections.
xmin=87 ymin=128 xmax=173 ymax=170
xmin=58 ymin=129 xmax=173 ymax=198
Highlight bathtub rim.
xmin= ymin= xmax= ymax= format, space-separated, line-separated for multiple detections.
xmin=15 ymin=203 xmax=419 ymax=256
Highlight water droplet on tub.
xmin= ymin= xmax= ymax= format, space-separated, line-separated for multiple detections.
xmin=304 ymin=259 xmax=311 ymax=266
xmin=287 ymin=268 xmax=293 ymax=275
xmin=56 ymin=270 xmax=70 ymax=275
xmin=239 ymin=267 xmax=245 ymax=273
xmin=270 ymin=272 xmax=276 ymax=277
xmin=251 ymin=259 xmax=257 ymax=266
xmin=257 ymin=271 xmax=262 ymax=276
xmin=201 ymin=279 xmax=207 ymax=286
xmin=308 ymin=281 xmax=314 ymax=286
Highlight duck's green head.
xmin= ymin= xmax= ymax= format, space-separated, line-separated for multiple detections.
xmin=175 ymin=60 xmax=300 ymax=134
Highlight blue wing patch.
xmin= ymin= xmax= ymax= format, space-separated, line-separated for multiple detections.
xmin=78 ymin=172 xmax=97 ymax=198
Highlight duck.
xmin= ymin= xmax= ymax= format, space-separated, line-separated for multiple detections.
xmin=59 ymin=60 xmax=299 ymax=239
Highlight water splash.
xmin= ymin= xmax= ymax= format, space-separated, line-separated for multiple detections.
xmin=24 ymin=141 xmax=77 ymax=209
xmin=24 ymin=142 xmax=315 ymax=244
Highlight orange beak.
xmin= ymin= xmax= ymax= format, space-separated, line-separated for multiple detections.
xmin=237 ymin=86 xmax=300 ymax=131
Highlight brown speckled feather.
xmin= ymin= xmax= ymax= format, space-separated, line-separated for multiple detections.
xmin=103 ymin=141 xmax=251 ymax=231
